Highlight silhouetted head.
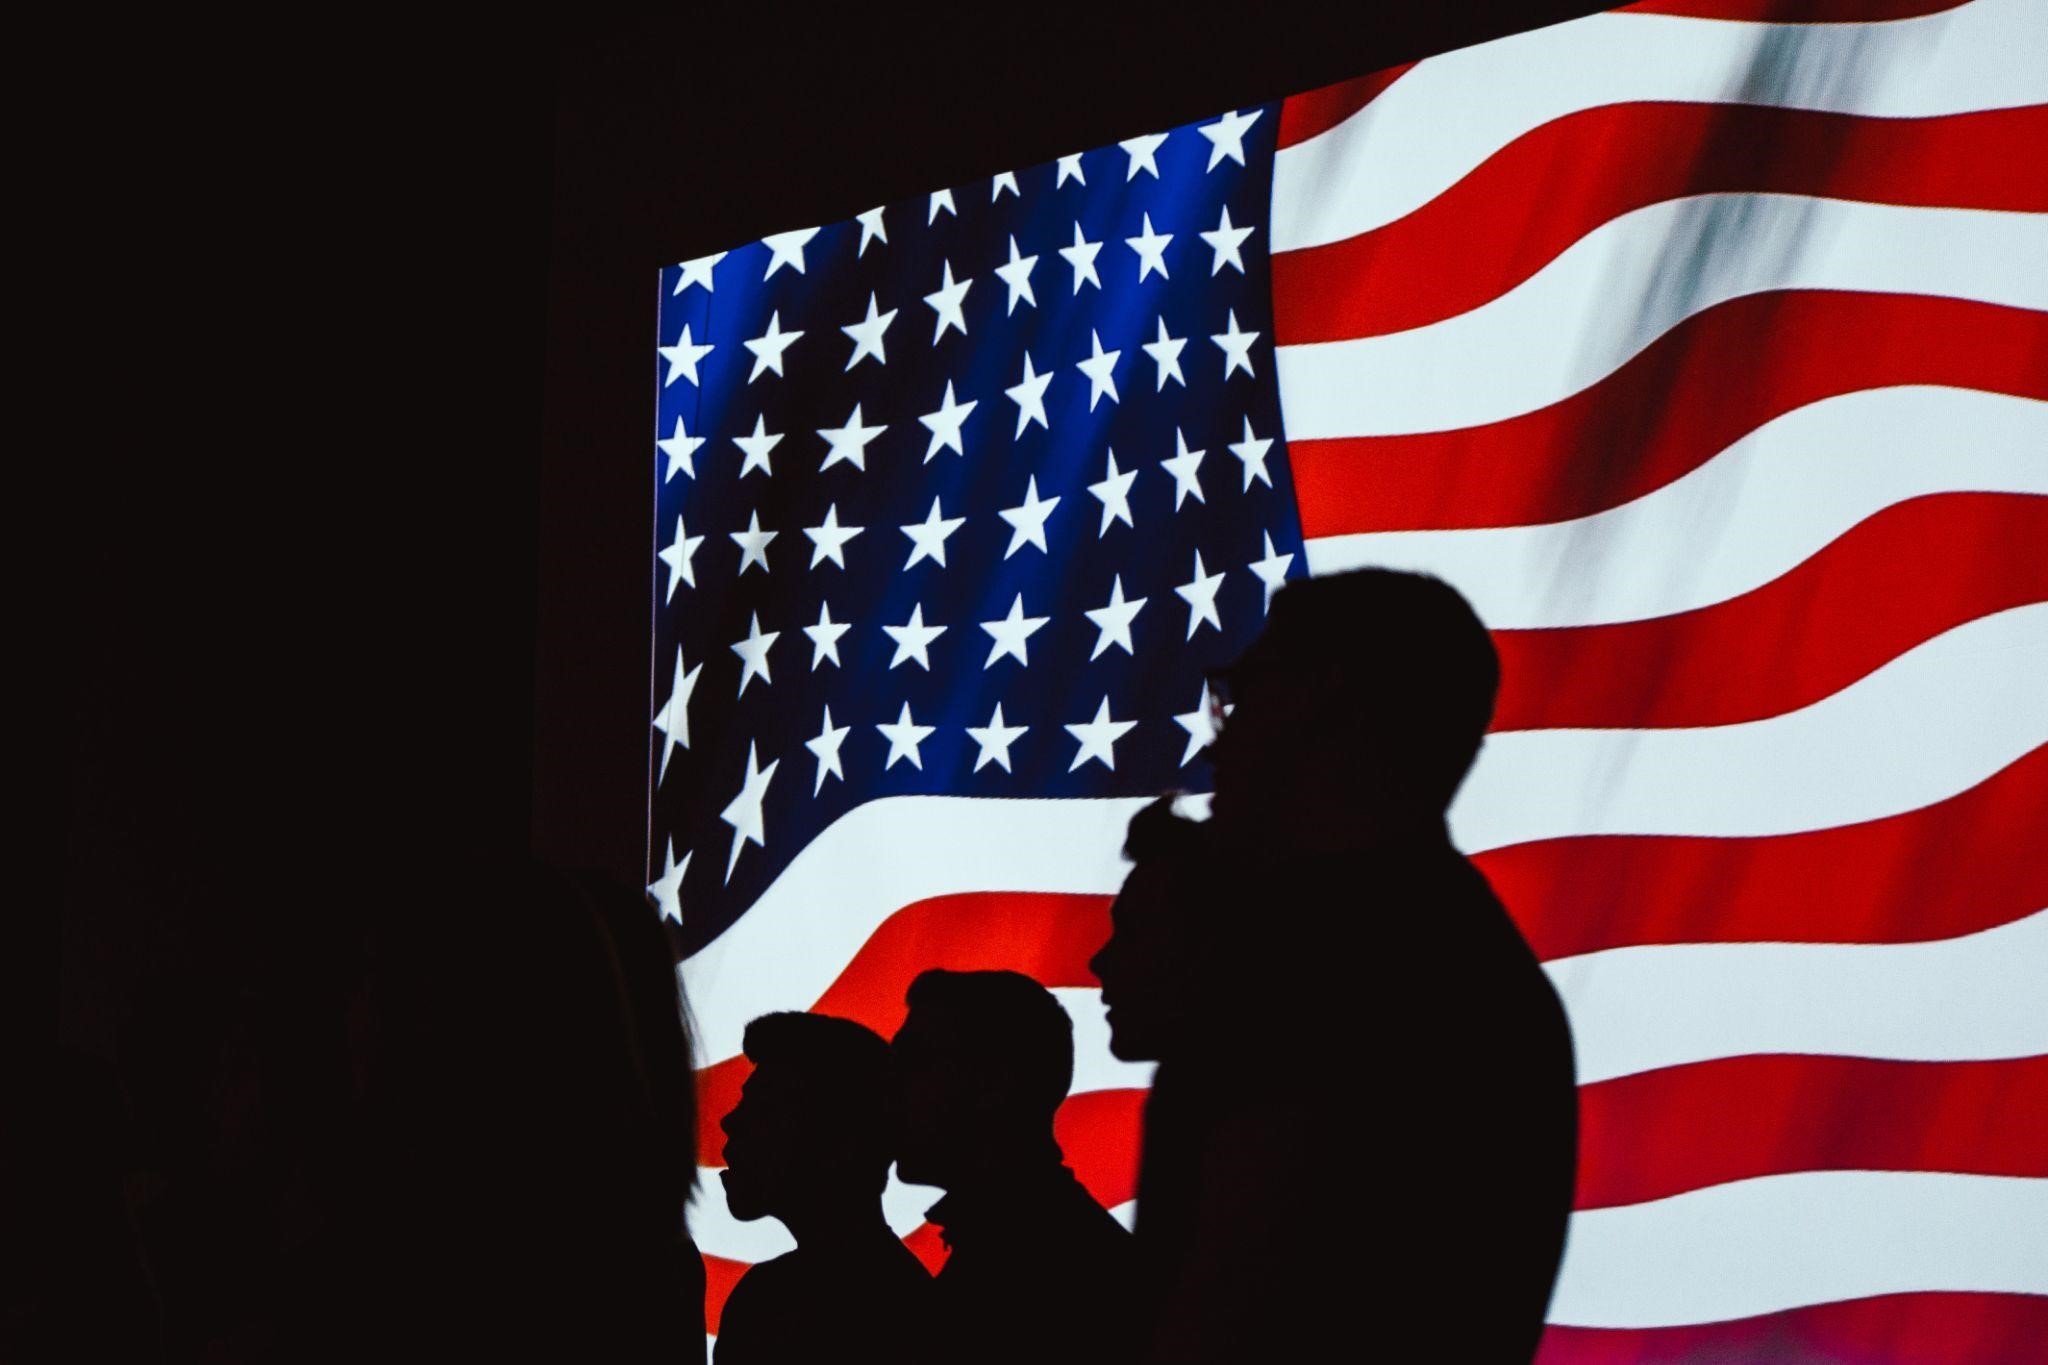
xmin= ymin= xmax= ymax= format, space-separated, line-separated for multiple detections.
xmin=1208 ymin=569 xmax=1497 ymax=842
xmin=720 ymin=1012 xmax=899 ymax=1225
xmin=1091 ymin=798 xmax=1213 ymax=1062
xmin=890 ymin=970 xmax=1073 ymax=1189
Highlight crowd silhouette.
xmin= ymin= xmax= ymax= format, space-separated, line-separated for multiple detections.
xmin=711 ymin=567 xmax=1577 ymax=1362
xmin=50 ymin=568 xmax=1577 ymax=1363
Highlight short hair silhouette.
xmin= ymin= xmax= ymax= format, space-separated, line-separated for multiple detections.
xmin=1217 ymin=567 xmax=1498 ymax=809
xmin=733 ymin=1011 xmax=898 ymax=1191
xmin=900 ymin=969 xmax=1073 ymax=1120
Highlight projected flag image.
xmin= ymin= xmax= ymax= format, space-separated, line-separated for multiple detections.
xmin=649 ymin=0 xmax=2047 ymax=1356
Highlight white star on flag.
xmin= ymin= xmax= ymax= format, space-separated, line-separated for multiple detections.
xmin=1087 ymin=449 xmax=1139 ymax=535
xmin=803 ymin=504 xmax=864 ymax=569
xmin=803 ymin=601 xmax=852 ymax=669
xmin=966 ymin=703 xmax=1029 ymax=773
xmin=1212 ymin=309 xmax=1259 ymax=378
xmin=733 ymin=415 xmax=782 ymax=478
xmin=645 ymin=841 xmax=689 ymax=924
xmin=1174 ymin=681 xmax=1223 ymax=767
xmin=658 ymin=515 xmax=704 ymax=600
xmin=806 ymin=706 xmax=851 ymax=793
xmin=1200 ymin=205 xmax=1253 ymax=275
xmin=919 ymin=381 xmax=977 ymax=461
xmin=1066 ymin=697 xmax=1137 ymax=771
xmin=672 ymin=251 xmax=725 ymax=294
xmin=1229 ymin=417 xmax=1274 ymax=490
xmin=980 ymin=593 xmax=1049 ymax=668
xmin=744 ymin=311 xmax=803 ymax=381
xmin=659 ymin=323 xmax=713 ymax=387
xmin=1160 ymin=428 xmax=1208 ymax=509
xmin=1175 ymin=550 xmax=1227 ymax=638
xmin=994 ymin=235 xmax=1038 ymax=314
xmin=900 ymin=497 xmax=966 ymax=569
xmin=1249 ymin=532 xmax=1294 ymax=611
xmin=1076 ymin=330 xmax=1121 ymax=410
xmin=1060 ymin=224 xmax=1103 ymax=294
xmin=855 ymin=206 xmax=887 ymax=256
xmin=1085 ymin=575 xmax=1147 ymax=659
xmin=928 ymin=188 xmax=956 ymax=223
xmin=730 ymin=613 xmax=779 ymax=695
xmin=1126 ymin=213 xmax=1172 ymax=282
xmin=842 ymin=293 xmax=898 ymax=370
xmin=1055 ymin=153 xmax=1086 ymax=187
xmin=877 ymin=702 xmax=936 ymax=770
xmin=882 ymin=603 xmax=947 ymax=671
xmin=998 ymin=476 xmax=1060 ymax=558
xmin=658 ymin=415 xmax=705 ymax=482
xmin=1006 ymin=353 xmax=1054 ymax=436
xmin=720 ymin=743 xmax=779 ymax=880
xmin=761 ymin=226 xmax=819 ymax=279
xmin=1196 ymin=108 xmax=1261 ymax=169
xmin=651 ymin=646 xmax=702 ymax=779
xmin=731 ymin=511 xmax=777 ymax=575
xmin=818 ymin=403 xmax=886 ymax=472
xmin=1143 ymin=317 xmax=1187 ymax=390
xmin=1119 ymin=132 xmax=1168 ymax=181
xmin=924 ymin=261 xmax=973 ymax=341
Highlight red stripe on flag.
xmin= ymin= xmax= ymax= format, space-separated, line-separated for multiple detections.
xmin=1535 ymin=1291 xmax=2048 ymax=1365
xmin=1490 ymin=494 xmax=2048 ymax=731
xmin=1272 ymin=104 xmax=2048 ymax=345
xmin=1287 ymin=293 xmax=2048 ymax=536
xmin=1476 ymin=744 xmax=2048 ymax=962
xmin=1274 ymin=64 xmax=1415 ymax=149
xmin=1057 ymin=1087 xmax=1147 ymax=1211
xmin=1618 ymin=0 xmax=1973 ymax=19
xmin=704 ymin=1251 xmax=745 ymax=1336
xmin=1576 ymin=1055 xmax=2048 ymax=1210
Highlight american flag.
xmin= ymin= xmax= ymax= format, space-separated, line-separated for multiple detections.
xmin=651 ymin=0 xmax=2048 ymax=1356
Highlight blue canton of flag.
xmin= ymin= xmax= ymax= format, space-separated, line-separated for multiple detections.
xmin=650 ymin=104 xmax=1303 ymax=955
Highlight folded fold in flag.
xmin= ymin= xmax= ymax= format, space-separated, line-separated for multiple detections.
xmin=651 ymin=0 xmax=2048 ymax=1354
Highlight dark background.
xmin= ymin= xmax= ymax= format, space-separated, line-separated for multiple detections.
xmin=57 ymin=2 xmax=1609 ymax=1354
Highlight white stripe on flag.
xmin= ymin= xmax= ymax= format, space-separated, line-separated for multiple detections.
xmin=682 ymin=796 xmax=1150 ymax=1062
xmin=1451 ymin=603 xmax=2048 ymax=851
xmin=1274 ymin=196 xmax=2048 ymax=440
xmin=1270 ymin=0 xmax=2048 ymax=251
xmin=1549 ymin=1170 xmax=2048 ymax=1328
xmin=1304 ymin=388 xmax=2048 ymax=627
xmin=1551 ymin=907 xmax=2048 ymax=1085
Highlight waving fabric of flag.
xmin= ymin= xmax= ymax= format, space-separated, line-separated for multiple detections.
xmin=650 ymin=0 xmax=2048 ymax=1355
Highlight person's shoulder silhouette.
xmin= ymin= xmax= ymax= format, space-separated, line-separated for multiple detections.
xmin=891 ymin=969 xmax=1136 ymax=1365
xmin=1113 ymin=569 xmax=1577 ymax=1363
xmin=715 ymin=1012 xmax=929 ymax=1364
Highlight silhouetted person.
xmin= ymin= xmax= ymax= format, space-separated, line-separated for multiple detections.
xmin=891 ymin=969 xmax=1137 ymax=1365
xmin=1104 ymin=569 xmax=1578 ymax=1363
xmin=715 ymin=1012 xmax=930 ymax=1363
